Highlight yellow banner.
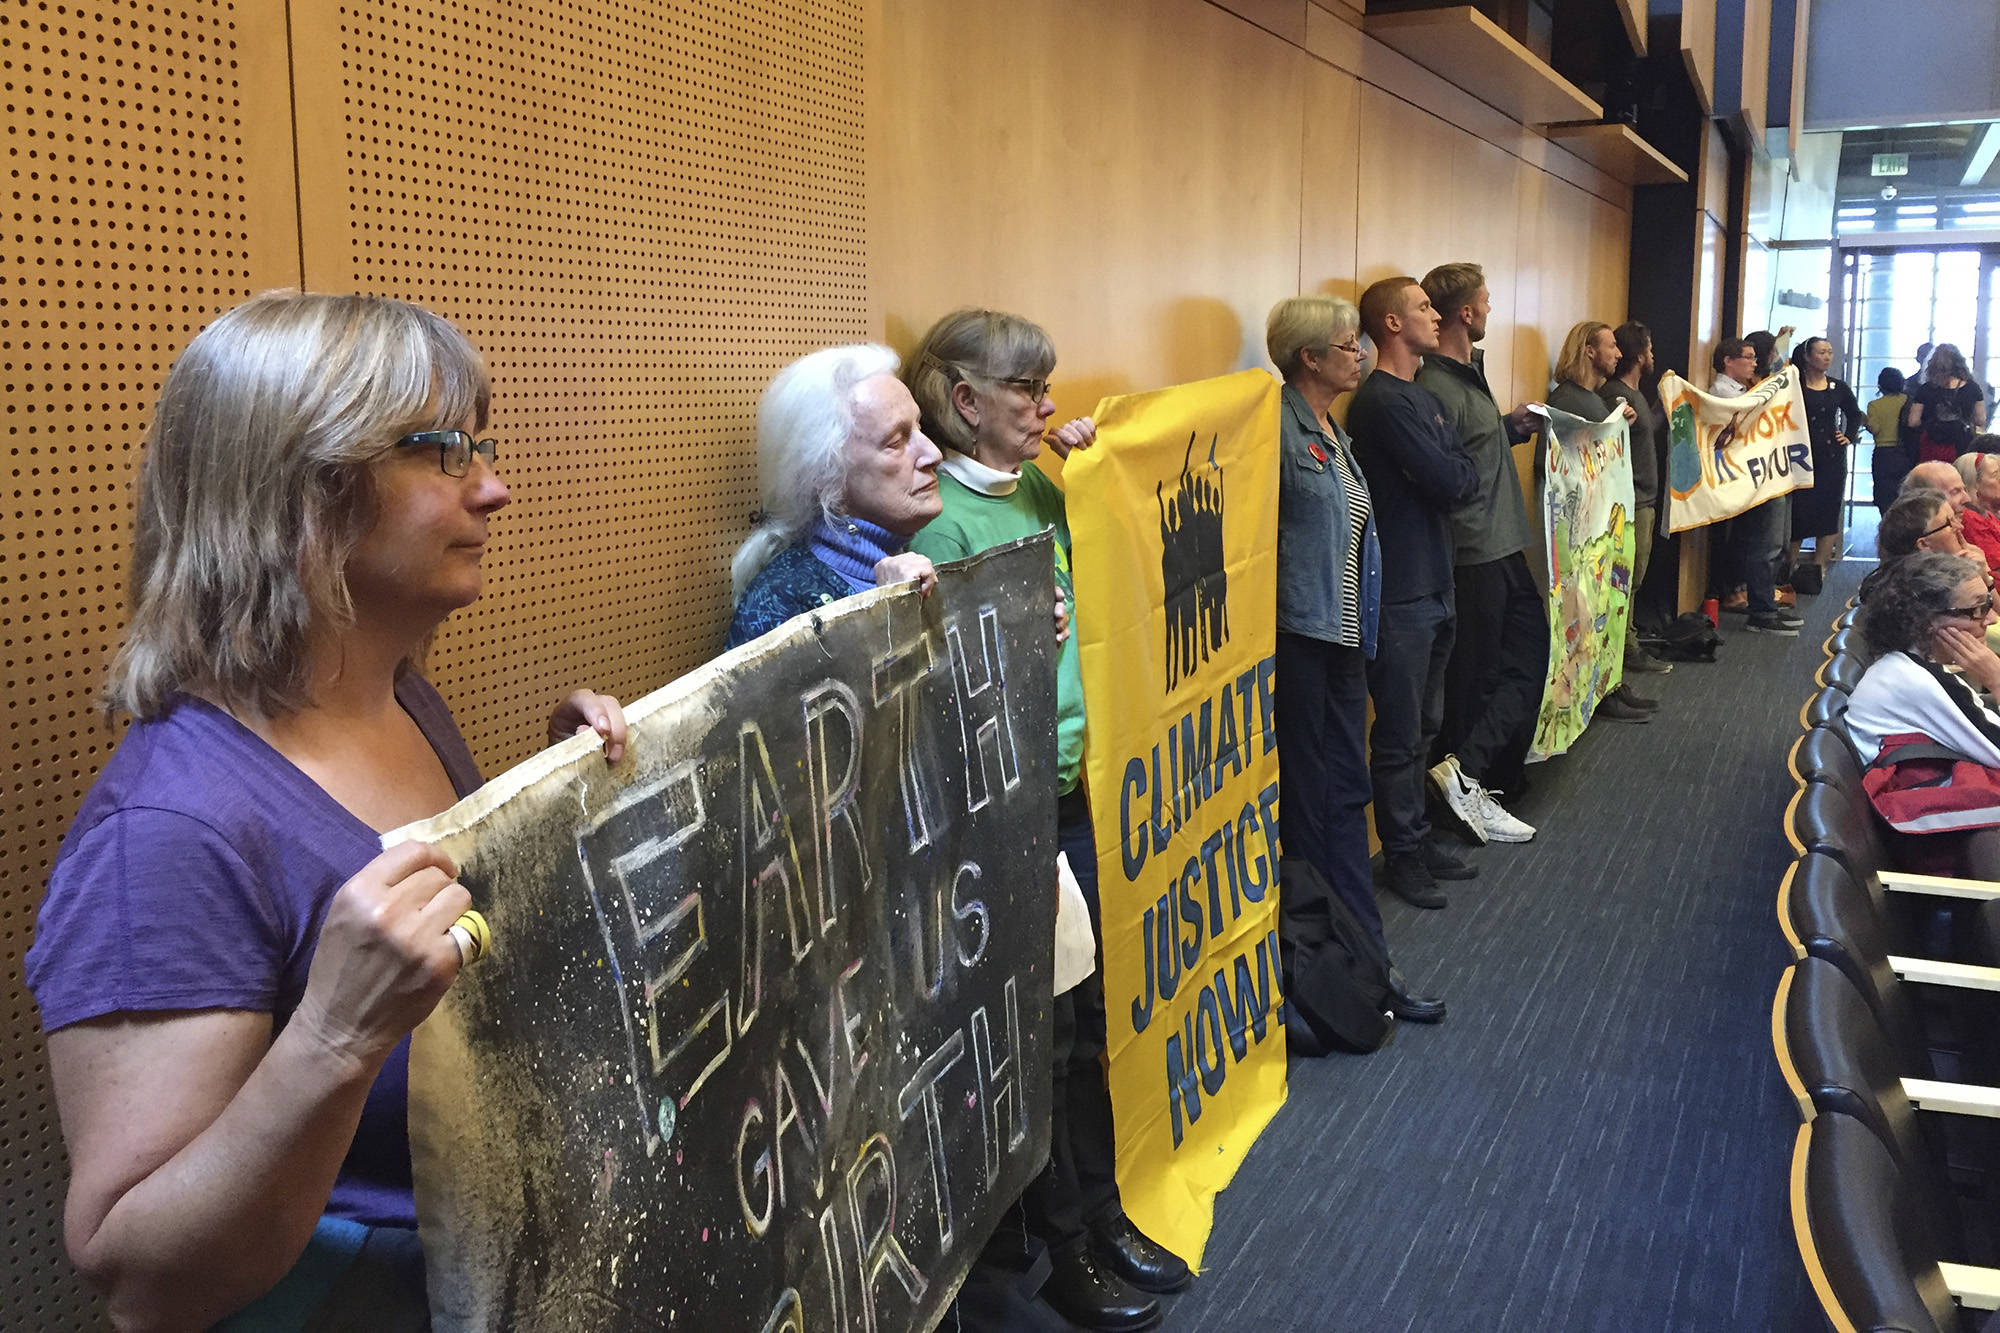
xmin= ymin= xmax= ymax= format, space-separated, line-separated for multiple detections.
xmin=1066 ymin=369 xmax=1287 ymax=1268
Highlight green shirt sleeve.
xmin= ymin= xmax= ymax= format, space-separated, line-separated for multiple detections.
xmin=907 ymin=520 xmax=972 ymax=564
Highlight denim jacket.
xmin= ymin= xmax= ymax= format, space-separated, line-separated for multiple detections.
xmin=1276 ymin=382 xmax=1382 ymax=656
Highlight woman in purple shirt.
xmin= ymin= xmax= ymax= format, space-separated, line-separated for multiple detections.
xmin=27 ymin=292 xmax=627 ymax=1330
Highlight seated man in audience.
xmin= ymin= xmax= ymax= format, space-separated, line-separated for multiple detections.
xmin=1904 ymin=458 xmax=1970 ymax=515
xmin=728 ymin=345 xmax=942 ymax=646
xmin=1898 ymin=461 xmax=1991 ymax=577
xmin=1348 ymin=274 xmax=1480 ymax=910
xmin=1953 ymin=452 xmax=2000 ymax=569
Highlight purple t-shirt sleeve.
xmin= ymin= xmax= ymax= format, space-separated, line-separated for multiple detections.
xmin=31 ymin=806 xmax=287 ymax=1032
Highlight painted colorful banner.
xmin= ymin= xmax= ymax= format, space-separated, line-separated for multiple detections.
xmin=1531 ymin=402 xmax=1635 ymax=761
xmin=392 ymin=536 xmax=1061 ymax=1333
xmin=1661 ymin=366 xmax=1814 ymax=532
xmin=1066 ymin=369 xmax=1287 ymax=1269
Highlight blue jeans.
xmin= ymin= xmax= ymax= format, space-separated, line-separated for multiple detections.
xmin=1740 ymin=496 xmax=1787 ymax=614
xmin=1365 ymin=591 xmax=1455 ymax=857
xmin=1275 ymin=632 xmax=1384 ymax=947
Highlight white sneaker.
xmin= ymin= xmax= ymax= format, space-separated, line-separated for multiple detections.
xmin=1476 ymin=788 xmax=1536 ymax=843
xmin=1426 ymin=754 xmax=1487 ymax=845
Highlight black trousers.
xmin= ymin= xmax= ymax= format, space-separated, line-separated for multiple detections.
xmin=1274 ymin=632 xmax=1384 ymax=948
xmin=1017 ymin=789 xmax=1120 ymax=1250
xmin=1435 ymin=552 xmax=1546 ymax=792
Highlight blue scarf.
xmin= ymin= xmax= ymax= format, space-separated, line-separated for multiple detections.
xmin=807 ymin=513 xmax=904 ymax=594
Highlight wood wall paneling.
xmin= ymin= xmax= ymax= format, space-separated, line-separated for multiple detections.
xmin=289 ymin=0 xmax=873 ymax=775
xmin=1206 ymin=0 xmax=1312 ymax=45
xmin=1615 ymin=0 xmax=1649 ymax=55
xmin=876 ymin=0 xmax=1307 ymax=404
xmin=5 ymin=1 xmax=1643 ymax=1323
xmin=1700 ymin=120 xmax=1734 ymax=230
xmin=1354 ymin=84 xmax=1464 ymax=283
xmin=1298 ymin=59 xmax=1365 ymax=297
xmin=1453 ymin=134 xmax=1530 ymax=402
xmin=2 ymin=2 xmax=300 ymax=1325
xmin=1740 ymin=0 xmax=1772 ymax=144
xmin=1302 ymin=3 xmax=1632 ymax=210
xmin=1681 ymin=0 xmax=1719 ymax=113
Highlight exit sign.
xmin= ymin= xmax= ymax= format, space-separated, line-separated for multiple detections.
xmin=1872 ymin=153 xmax=1910 ymax=177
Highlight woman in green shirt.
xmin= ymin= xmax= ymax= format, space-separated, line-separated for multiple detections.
xmin=904 ymin=308 xmax=1189 ymax=1332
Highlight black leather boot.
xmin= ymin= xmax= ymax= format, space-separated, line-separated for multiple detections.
xmin=1041 ymin=1240 xmax=1162 ymax=1332
xmin=1092 ymin=1213 xmax=1193 ymax=1294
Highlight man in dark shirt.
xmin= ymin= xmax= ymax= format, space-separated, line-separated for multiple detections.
xmin=1349 ymin=275 xmax=1480 ymax=918
xmin=1414 ymin=263 xmax=1548 ymax=848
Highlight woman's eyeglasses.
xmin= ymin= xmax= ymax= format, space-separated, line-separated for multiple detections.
xmin=396 ymin=429 xmax=499 ymax=477
xmin=1937 ymin=595 xmax=1995 ymax=620
xmin=995 ymin=375 xmax=1053 ymax=402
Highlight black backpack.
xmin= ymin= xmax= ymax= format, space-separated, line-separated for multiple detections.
xmin=1653 ymin=611 xmax=1723 ymax=663
xmin=1277 ymin=857 xmax=1396 ymax=1055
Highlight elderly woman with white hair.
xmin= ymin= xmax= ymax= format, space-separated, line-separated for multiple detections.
xmin=27 ymin=292 xmax=627 ymax=1328
xmin=1951 ymin=450 xmax=2000 ymax=569
xmin=726 ymin=344 xmax=944 ymax=646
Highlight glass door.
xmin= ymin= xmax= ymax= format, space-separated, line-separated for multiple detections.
xmin=1835 ymin=244 xmax=1998 ymax=556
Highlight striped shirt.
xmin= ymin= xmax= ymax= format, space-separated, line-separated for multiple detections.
xmin=1328 ymin=426 xmax=1370 ymax=647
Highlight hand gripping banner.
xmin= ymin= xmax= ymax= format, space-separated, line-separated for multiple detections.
xmin=391 ymin=535 xmax=1061 ymax=1333
xmin=1530 ymin=402 xmax=1635 ymax=760
xmin=1065 ymin=369 xmax=1288 ymax=1268
xmin=1660 ymin=366 xmax=1814 ymax=532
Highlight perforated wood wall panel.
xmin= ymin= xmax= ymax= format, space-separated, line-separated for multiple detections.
xmin=290 ymin=0 xmax=872 ymax=774
xmin=7 ymin=0 xmax=865 ymax=1320
xmin=2 ymin=2 xmax=297 ymax=1323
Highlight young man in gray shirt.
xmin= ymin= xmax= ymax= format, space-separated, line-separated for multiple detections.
xmin=1414 ymin=262 xmax=1545 ymax=846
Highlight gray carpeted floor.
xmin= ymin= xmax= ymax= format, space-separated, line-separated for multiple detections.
xmin=1157 ymin=567 xmax=1859 ymax=1333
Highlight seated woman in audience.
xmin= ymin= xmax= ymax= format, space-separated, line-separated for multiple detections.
xmin=1953 ymin=451 xmax=2000 ymax=568
xmin=1848 ymin=551 xmax=2000 ymax=857
xmin=902 ymin=308 xmax=1187 ymax=1333
xmin=1876 ymin=487 xmax=1970 ymax=562
xmin=26 ymin=292 xmax=629 ymax=1329
xmin=727 ymin=344 xmax=944 ymax=646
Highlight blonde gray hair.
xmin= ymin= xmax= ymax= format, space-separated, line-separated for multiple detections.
xmin=108 ymin=291 xmax=490 ymax=720
xmin=731 ymin=343 xmax=901 ymax=598
xmin=902 ymin=309 xmax=1056 ymax=454
xmin=1266 ymin=296 xmax=1360 ymax=381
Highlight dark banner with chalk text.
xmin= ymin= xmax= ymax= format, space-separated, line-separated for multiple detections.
xmin=393 ymin=535 xmax=1060 ymax=1333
